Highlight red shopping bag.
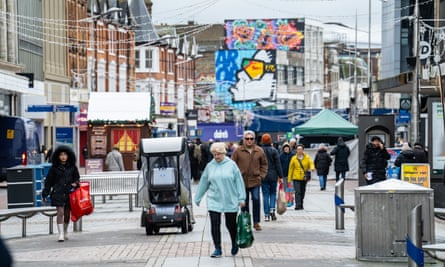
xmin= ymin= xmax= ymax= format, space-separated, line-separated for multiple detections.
xmin=70 ymin=181 xmax=94 ymax=222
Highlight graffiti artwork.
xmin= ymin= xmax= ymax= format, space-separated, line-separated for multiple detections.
xmin=215 ymin=49 xmax=277 ymax=110
xmin=225 ymin=18 xmax=305 ymax=52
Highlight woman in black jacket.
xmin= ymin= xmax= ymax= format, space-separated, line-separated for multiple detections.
xmin=314 ymin=144 xmax=332 ymax=190
xmin=42 ymin=145 xmax=80 ymax=242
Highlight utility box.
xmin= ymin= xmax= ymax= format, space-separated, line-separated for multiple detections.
xmin=355 ymin=179 xmax=434 ymax=262
xmin=7 ymin=165 xmax=44 ymax=208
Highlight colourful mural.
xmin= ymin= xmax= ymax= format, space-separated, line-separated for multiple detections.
xmin=215 ymin=50 xmax=277 ymax=110
xmin=225 ymin=18 xmax=305 ymax=52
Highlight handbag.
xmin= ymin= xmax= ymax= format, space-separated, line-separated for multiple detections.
xmin=236 ymin=211 xmax=254 ymax=248
xmin=297 ymin=158 xmax=311 ymax=182
xmin=277 ymin=182 xmax=287 ymax=215
xmin=69 ymin=181 xmax=94 ymax=222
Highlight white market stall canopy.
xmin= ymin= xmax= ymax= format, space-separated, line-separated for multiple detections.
xmin=87 ymin=92 xmax=151 ymax=121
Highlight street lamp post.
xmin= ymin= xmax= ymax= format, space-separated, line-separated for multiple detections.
xmin=411 ymin=0 xmax=420 ymax=144
xmin=367 ymin=0 xmax=372 ymax=115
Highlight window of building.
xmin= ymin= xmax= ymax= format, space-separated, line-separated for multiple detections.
xmin=145 ymin=48 xmax=153 ymax=69
xmin=135 ymin=50 xmax=140 ymax=69
xmin=109 ymin=61 xmax=116 ymax=92
xmin=109 ymin=26 xmax=115 ymax=55
xmin=97 ymin=60 xmax=105 ymax=92
xmin=119 ymin=64 xmax=127 ymax=92
xmin=277 ymin=65 xmax=285 ymax=85
xmin=296 ymin=67 xmax=304 ymax=86
xmin=167 ymin=51 xmax=174 ymax=74
xmin=288 ymin=66 xmax=294 ymax=85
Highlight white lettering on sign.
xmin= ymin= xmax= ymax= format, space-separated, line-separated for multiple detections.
xmin=419 ymin=41 xmax=431 ymax=60
xmin=213 ymin=130 xmax=229 ymax=139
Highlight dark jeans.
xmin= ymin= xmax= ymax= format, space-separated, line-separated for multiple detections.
xmin=241 ymin=186 xmax=261 ymax=224
xmin=293 ymin=180 xmax=307 ymax=208
xmin=208 ymin=211 xmax=237 ymax=250
xmin=335 ymin=171 xmax=346 ymax=182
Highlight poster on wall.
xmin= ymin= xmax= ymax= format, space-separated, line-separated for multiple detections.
xmin=56 ymin=127 xmax=74 ymax=148
xmin=400 ymin=163 xmax=430 ymax=188
xmin=224 ymin=18 xmax=305 ymax=52
xmin=431 ymin=101 xmax=445 ymax=171
xmin=215 ymin=49 xmax=277 ymax=110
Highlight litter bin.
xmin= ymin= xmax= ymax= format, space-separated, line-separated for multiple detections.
xmin=355 ymin=179 xmax=434 ymax=262
xmin=7 ymin=165 xmax=44 ymax=208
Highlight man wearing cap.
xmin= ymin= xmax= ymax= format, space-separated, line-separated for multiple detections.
xmin=232 ymin=130 xmax=268 ymax=231
xmin=360 ymin=136 xmax=390 ymax=185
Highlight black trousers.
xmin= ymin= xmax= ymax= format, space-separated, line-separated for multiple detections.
xmin=208 ymin=211 xmax=237 ymax=250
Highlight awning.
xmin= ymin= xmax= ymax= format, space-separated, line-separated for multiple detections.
xmin=87 ymin=92 xmax=151 ymax=121
xmin=376 ymin=72 xmax=441 ymax=96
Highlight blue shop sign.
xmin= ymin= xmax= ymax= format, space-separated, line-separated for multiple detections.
xmin=197 ymin=123 xmax=244 ymax=142
xmin=397 ymin=110 xmax=411 ymax=124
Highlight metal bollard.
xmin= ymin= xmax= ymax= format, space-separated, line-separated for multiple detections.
xmin=73 ymin=217 xmax=83 ymax=232
xmin=334 ymin=178 xmax=345 ymax=230
xmin=407 ymin=204 xmax=423 ymax=267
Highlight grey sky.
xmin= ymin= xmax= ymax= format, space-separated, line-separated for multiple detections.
xmin=151 ymin=0 xmax=383 ymax=37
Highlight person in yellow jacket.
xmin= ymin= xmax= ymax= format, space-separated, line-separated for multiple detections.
xmin=288 ymin=144 xmax=315 ymax=210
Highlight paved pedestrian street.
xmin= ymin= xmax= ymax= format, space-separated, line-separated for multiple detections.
xmin=2 ymin=180 xmax=445 ymax=267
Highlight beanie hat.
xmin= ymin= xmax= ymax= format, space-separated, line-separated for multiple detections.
xmin=261 ymin=133 xmax=272 ymax=145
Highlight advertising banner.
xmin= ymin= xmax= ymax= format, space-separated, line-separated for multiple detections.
xmin=400 ymin=163 xmax=430 ymax=188
xmin=197 ymin=123 xmax=244 ymax=142
xmin=215 ymin=49 xmax=277 ymax=110
xmin=224 ymin=18 xmax=305 ymax=52
xmin=56 ymin=127 xmax=74 ymax=148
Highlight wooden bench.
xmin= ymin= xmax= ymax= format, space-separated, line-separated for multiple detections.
xmin=80 ymin=171 xmax=140 ymax=211
xmin=0 ymin=206 xmax=57 ymax=237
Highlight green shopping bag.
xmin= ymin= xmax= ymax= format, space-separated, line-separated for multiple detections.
xmin=236 ymin=211 xmax=254 ymax=248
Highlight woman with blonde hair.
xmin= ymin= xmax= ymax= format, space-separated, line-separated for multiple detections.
xmin=195 ymin=142 xmax=246 ymax=258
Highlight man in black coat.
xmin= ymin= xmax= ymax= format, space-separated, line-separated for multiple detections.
xmin=360 ymin=136 xmax=390 ymax=185
xmin=330 ymin=137 xmax=350 ymax=182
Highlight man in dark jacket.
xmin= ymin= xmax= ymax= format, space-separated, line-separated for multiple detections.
xmin=360 ymin=136 xmax=390 ymax=185
xmin=330 ymin=137 xmax=350 ymax=182
xmin=261 ymin=133 xmax=284 ymax=221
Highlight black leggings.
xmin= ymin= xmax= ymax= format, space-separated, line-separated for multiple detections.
xmin=208 ymin=211 xmax=237 ymax=250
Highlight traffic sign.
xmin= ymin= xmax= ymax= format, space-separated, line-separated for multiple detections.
xmin=56 ymin=105 xmax=78 ymax=112
xmin=27 ymin=105 xmax=54 ymax=112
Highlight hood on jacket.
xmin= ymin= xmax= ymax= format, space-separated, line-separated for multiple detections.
xmin=51 ymin=145 xmax=76 ymax=166
xmin=337 ymin=137 xmax=346 ymax=146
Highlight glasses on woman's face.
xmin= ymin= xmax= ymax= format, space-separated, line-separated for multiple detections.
xmin=244 ymin=137 xmax=254 ymax=141
xmin=212 ymin=152 xmax=225 ymax=157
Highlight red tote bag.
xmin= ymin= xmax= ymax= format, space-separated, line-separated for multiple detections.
xmin=70 ymin=181 xmax=94 ymax=222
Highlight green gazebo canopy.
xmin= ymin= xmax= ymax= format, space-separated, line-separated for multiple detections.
xmin=292 ymin=109 xmax=358 ymax=136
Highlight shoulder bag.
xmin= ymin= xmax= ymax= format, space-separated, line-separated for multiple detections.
xmin=297 ymin=158 xmax=311 ymax=182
